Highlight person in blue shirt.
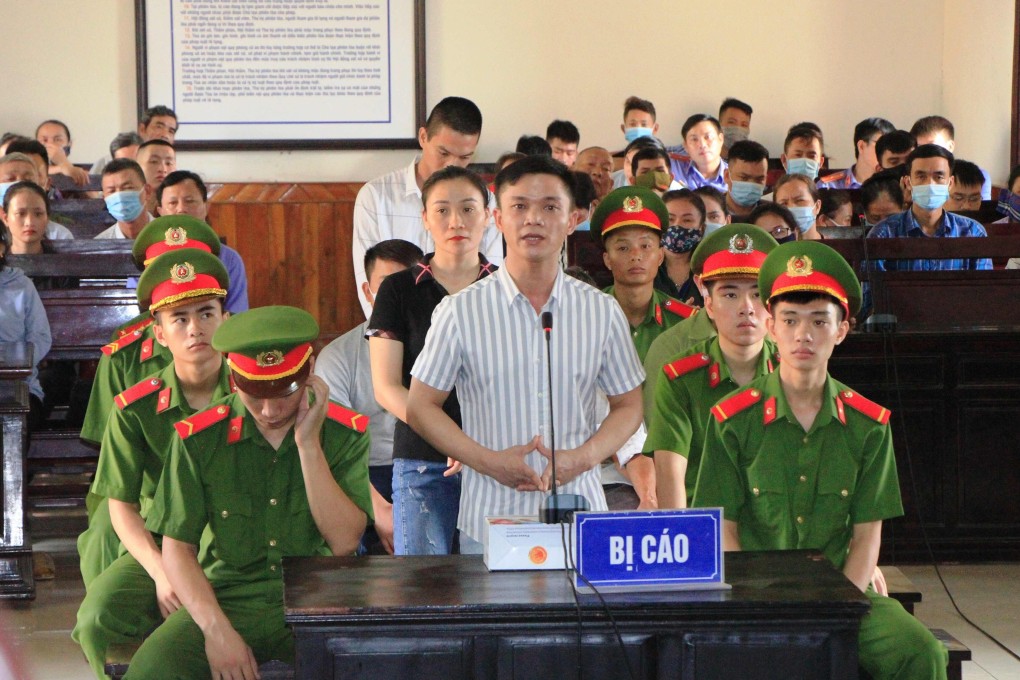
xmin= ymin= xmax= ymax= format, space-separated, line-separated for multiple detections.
xmin=868 ymin=144 xmax=991 ymax=271
xmin=672 ymin=114 xmax=728 ymax=192
xmin=910 ymin=116 xmax=992 ymax=200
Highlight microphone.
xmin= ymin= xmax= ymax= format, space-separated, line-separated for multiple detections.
xmin=539 ymin=311 xmax=590 ymax=523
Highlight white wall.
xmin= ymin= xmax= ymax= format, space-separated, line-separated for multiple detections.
xmin=0 ymin=0 xmax=1014 ymax=183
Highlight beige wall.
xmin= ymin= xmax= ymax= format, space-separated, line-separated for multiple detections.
xmin=1 ymin=0 xmax=1014 ymax=183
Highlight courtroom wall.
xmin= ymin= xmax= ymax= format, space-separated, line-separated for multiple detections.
xmin=0 ymin=0 xmax=1014 ymax=183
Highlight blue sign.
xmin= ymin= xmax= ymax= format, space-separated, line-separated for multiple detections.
xmin=572 ymin=508 xmax=726 ymax=592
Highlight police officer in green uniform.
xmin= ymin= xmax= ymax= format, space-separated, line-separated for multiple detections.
xmin=123 ymin=306 xmax=372 ymax=679
xmin=693 ymin=240 xmax=947 ymax=680
xmin=80 ymin=215 xmax=225 ymax=446
xmin=73 ymin=249 xmax=234 ymax=677
xmin=643 ymin=224 xmax=778 ymax=509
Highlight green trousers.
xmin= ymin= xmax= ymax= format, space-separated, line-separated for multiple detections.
xmin=859 ymin=589 xmax=948 ymax=680
xmin=77 ymin=496 xmax=123 ymax=590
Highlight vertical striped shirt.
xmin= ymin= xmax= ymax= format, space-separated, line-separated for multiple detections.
xmin=412 ymin=266 xmax=645 ymax=542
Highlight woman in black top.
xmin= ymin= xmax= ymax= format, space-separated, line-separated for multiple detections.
xmin=367 ymin=166 xmax=497 ymax=555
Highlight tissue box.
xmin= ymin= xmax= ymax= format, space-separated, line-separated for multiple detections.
xmin=483 ymin=516 xmax=571 ymax=571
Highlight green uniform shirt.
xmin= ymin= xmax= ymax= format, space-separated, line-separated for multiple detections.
xmin=643 ymin=336 xmax=777 ymax=501
xmin=146 ymin=394 xmax=373 ymax=588
xmin=641 ymin=309 xmax=716 ymax=417
xmin=692 ymin=371 xmax=904 ymax=570
xmin=90 ymin=360 xmax=235 ymax=520
xmin=603 ymin=286 xmax=691 ymax=362
xmin=81 ymin=324 xmax=173 ymax=444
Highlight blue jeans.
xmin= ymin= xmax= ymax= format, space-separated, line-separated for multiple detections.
xmin=392 ymin=458 xmax=461 ymax=555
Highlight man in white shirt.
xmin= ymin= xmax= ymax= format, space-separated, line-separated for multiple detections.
xmin=407 ymin=156 xmax=645 ymax=551
xmin=351 ymin=96 xmax=503 ymax=318
xmin=94 ymin=159 xmax=152 ymax=240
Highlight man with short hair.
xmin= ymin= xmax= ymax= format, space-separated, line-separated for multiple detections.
xmin=546 ymin=120 xmax=580 ymax=168
xmin=91 ymin=106 xmax=179 ymax=174
xmin=612 ymin=135 xmax=666 ymax=189
xmin=718 ymin=98 xmax=752 ymax=160
xmin=352 ymin=96 xmax=502 ymax=318
xmin=781 ymin=123 xmax=826 ymax=181
xmin=910 ymin=115 xmax=991 ymax=199
xmin=575 ymin=146 xmax=615 ymax=200
xmin=673 ymin=114 xmax=728 ymax=191
xmin=631 ymin=147 xmax=683 ymax=194
xmin=723 ymin=140 xmax=770 ymax=220
xmin=6 ymin=139 xmax=52 ymax=193
xmin=316 ymin=239 xmax=424 ymax=555
xmin=137 ymin=140 xmax=177 ymax=215
xmin=620 ymin=95 xmax=659 ymax=144
xmin=869 ymin=144 xmax=991 ymax=271
xmin=407 ymin=156 xmax=645 ymax=552
xmin=0 ymin=152 xmax=72 ymax=240
xmin=944 ymin=159 xmax=985 ymax=213
xmin=875 ymin=130 xmax=916 ymax=171
xmin=818 ymin=117 xmax=895 ymax=189
xmin=95 ymin=159 xmax=153 ymax=240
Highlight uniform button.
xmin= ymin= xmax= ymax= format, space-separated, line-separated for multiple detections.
xmin=272 ymin=457 xmax=278 ymax=464
xmin=841 ymin=489 xmax=849 ymax=498
xmin=269 ymin=539 xmax=277 ymax=547
xmin=802 ymin=436 xmax=809 ymax=444
xmin=221 ymin=510 xmax=229 ymax=519
xmin=217 ymin=406 xmax=227 ymax=415
xmin=150 ymin=378 xmax=159 ymax=386
xmin=752 ymin=487 xmax=759 ymax=496
xmin=701 ymin=355 xmax=709 ymax=361
xmin=796 ymin=516 xmax=805 ymax=524
xmin=799 ymin=475 xmax=807 ymax=483
xmin=750 ymin=390 xmax=760 ymax=397
xmin=269 ymin=498 xmax=278 ymax=506
xmin=270 ymin=565 xmax=277 ymax=572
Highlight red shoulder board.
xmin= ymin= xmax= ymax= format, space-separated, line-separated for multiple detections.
xmin=139 ymin=338 xmax=155 ymax=362
xmin=174 ymin=403 xmax=232 ymax=439
xmin=114 ymin=377 xmax=162 ymax=410
xmin=819 ymin=170 xmax=844 ymax=183
xmin=326 ymin=402 xmax=369 ymax=433
xmin=116 ymin=316 xmax=154 ymax=339
xmin=711 ymin=387 xmax=763 ymax=423
xmin=662 ymin=352 xmax=710 ymax=381
xmin=101 ymin=329 xmax=145 ymax=356
xmin=662 ymin=299 xmax=696 ymax=319
xmin=839 ymin=389 xmax=890 ymax=425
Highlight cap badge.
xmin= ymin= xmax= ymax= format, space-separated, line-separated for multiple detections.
xmin=164 ymin=227 xmax=188 ymax=246
xmin=170 ymin=261 xmax=197 ymax=284
xmin=256 ymin=350 xmax=285 ymax=368
xmin=622 ymin=196 xmax=643 ymax=213
xmin=787 ymin=255 xmax=814 ymax=277
xmin=728 ymin=233 xmax=754 ymax=254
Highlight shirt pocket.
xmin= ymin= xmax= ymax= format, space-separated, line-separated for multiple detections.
xmin=815 ymin=467 xmax=858 ymax=537
xmin=743 ymin=466 xmax=789 ymax=539
xmin=209 ymin=492 xmax=258 ymax=566
xmin=287 ymin=493 xmax=327 ymax=556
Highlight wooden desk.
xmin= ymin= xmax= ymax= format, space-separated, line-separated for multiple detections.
xmin=284 ymin=550 xmax=867 ymax=680
xmin=0 ymin=343 xmax=33 ymax=599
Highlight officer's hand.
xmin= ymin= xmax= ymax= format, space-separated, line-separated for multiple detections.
xmin=205 ymin=620 xmax=260 ymax=680
xmin=538 ymin=441 xmax=595 ymax=490
xmin=294 ymin=368 xmax=329 ymax=450
xmin=154 ymin=572 xmax=182 ymax=618
xmin=486 ymin=436 xmax=545 ymax=492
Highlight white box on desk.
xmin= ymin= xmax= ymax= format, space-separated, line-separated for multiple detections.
xmin=483 ymin=516 xmax=572 ymax=571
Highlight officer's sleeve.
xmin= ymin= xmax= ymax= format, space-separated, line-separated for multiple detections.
xmin=642 ymin=333 xmax=677 ymax=421
xmin=91 ymin=407 xmax=147 ymax=503
xmin=81 ymin=353 xmax=125 ymax=445
xmin=325 ymin=427 xmax=374 ymax=522
xmin=690 ymin=415 xmax=745 ymax=520
xmin=849 ymin=422 xmax=904 ymax=525
xmin=352 ymin=183 xmax=382 ymax=319
xmin=145 ymin=434 xmax=208 ymax=545
xmin=643 ymin=372 xmax=694 ymax=458
xmin=411 ymin=296 xmax=463 ymax=393
xmin=597 ymin=300 xmax=646 ymax=396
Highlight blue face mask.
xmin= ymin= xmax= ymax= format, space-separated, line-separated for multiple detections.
xmin=104 ymin=190 xmax=145 ymax=223
xmin=624 ymin=126 xmax=654 ymax=143
xmin=911 ymin=183 xmax=950 ymax=211
xmin=0 ymin=181 xmax=17 ymax=205
xmin=787 ymin=206 xmax=817 ymax=234
xmin=703 ymin=221 xmax=726 ymax=237
xmin=786 ymin=157 xmax=820 ymax=180
xmin=574 ymin=218 xmax=591 ymax=232
xmin=729 ymin=181 xmax=765 ymax=207
xmin=997 ymin=189 xmax=1020 ymax=222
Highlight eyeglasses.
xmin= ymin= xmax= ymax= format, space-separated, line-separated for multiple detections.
xmin=770 ymin=226 xmax=794 ymax=239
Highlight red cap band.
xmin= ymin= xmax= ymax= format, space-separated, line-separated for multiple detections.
xmin=227 ymin=343 xmax=313 ymax=381
xmin=144 ymin=239 xmax=213 ymax=266
xmin=769 ymin=270 xmax=849 ymax=317
xmin=700 ymin=249 xmax=768 ymax=280
xmin=149 ymin=273 xmax=227 ymax=311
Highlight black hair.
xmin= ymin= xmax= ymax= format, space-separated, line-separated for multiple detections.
xmin=140 ymin=105 xmax=178 ymax=126
xmin=951 ymin=159 xmax=983 ymax=188
xmin=564 ymin=266 xmax=597 ymax=287
xmin=661 ymin=189 xmax=706 ymax=226
xmin=770 ymin=290 xmax=847 ymax=321
xmin=571 ymin=171 xmax=597 ymax=211
xmin=819 ymin=189 xmax=851 ymax=218
xmin=623 ymin=135 xmax=666 ymax=157
xmin=681 ymin=114 xmax=721 ymax=140
xmin=630 ymin=147 xmax=671 ymax=176
xmin=6 ymin=139 xmax=49 ymax=166
xmin=692 ymin=185 xmax=728 ymax=217
xmin=156 ymin=170 xmax=208 ymax=205
xmin=424 ymin=96 xmax=482 ymax=138
xmin=102 ymin=158 xmax=147 ymax=185
xmin=364 ymin=239 xmax=424 ymax=280
xmin=2 ymin=180 xmax=50 ymax=214
xmin=726 ymin=140 xmax=770 ymax=165
xmin=496 ymin=152 xmax=527 ymax=171
xmin=546 ymin=120 xmax=580 ymax=145
xmin=0 ymin=132 xmax=25 ymax=146
xmin=859 ymin=173 xmax=906 ymax=213
xmin=35 ymin=119 xmax=71 ymax=142
xmin=784 ymin=123 xmax=825 ymax=154
xmin=773 ymin=173 xmax=820 ymax=203
xmin=623 ymin=96 xmax=656 ymax=120
xmin=909 ymin=115 xmax=954 ymax=141
xmin=1008 ymin=164 xmax=1020 ymax=191
xmin=719 ymin=98 xmax=753 ymax=118
xmin=875 ymin=130 xmax=916 ymax=163
xmin=137 ymin=139 xmax=175 ymax=154
xmin=748 ymin=202 xmax=798 ymax=235
xmin=853 ymin=117 xmax=896 ymax=158
xmin=515 ymin=135 xmax=552 ymax=157
xmin=906 ymin=144 xmax=955 ymax=174
xmin=110 ymin=132 xmax=144 ymax=158
xmin=0 ymin=222 xmax=8 ymax=269
xmin=494 ymin=155 xmax=575 ymax=209
xmin=421 ymin=165 xmax=490 ymax=207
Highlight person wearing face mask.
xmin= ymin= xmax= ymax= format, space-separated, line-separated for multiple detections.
xmin=673 ymin=114 xmax=728 ymax=192
xmin=718 ymin=98 xmax=752 ymax=161
xmin=95 ymin=159 xmax=154 ymax=239
xmin=859 ymin=173 xmax=907 ymax=230
xmin=748 ymin=202 xmax=801 ymax=245
xmin=781 ymin=123 xmax=826 ymax=182
xmin=818 ymin=118 xmax=895 ymax=190
xmin=723 ymin=140 xmax=770 ymax=220
xmin=867 ymin=145 xmax=991 ymax=271
xmin=772 ymin=174 xmax=823 ymax=240
xmin=35 ymin=119 xmax=90 ymax=187
xmin=631 ymin=147 xmax=685 ymax=195
xmin=620 ymin=95 xmax=659 ymax=145
xmin=654 ymin=189 xmax=708 ymax=306
xmin=910 ymin=115 xmax=992 ymax=200
xmin=612 ymin=135 xmax=666 ymax=189
xmin=693 ymin=186 xmax=731 ymax=237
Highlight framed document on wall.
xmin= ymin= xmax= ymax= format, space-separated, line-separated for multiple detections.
xmin=135 ymin=0 xmax=426 ymax=150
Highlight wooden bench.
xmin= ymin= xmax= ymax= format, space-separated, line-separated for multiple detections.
xmin=104 ymin=642 xmax=294 ymax=680
xmin=49 ymin=197 xmax=116 ymax=239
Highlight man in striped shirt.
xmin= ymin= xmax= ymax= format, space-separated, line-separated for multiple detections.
xmin=408 ymin=156 xmax=645 ymax=550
